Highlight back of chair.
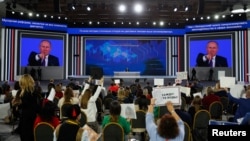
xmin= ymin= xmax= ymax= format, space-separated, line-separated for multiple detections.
xmin=193 ymin=110 xmax=211 ymax=129
xmin=34 ymin=122 xmax=54 ymax=141
xmin=184 ymin=122 xmax=192 ymax=141
xmin=209 ymin=101 xmax=223 ymax=120
xmin=60 ymin=102 xmax=73 ymax=120
xmin=192 ymin=110 xmax=211 ymax=141
xmin=131 ymin=110 xmax=146 ymax=133
xmin=79 ymin=111 xmax=87 ymax=127
xmin=102 ymin=122 xmax=124 ymax=141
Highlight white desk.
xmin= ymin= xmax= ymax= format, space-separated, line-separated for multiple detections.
xmin=114 ymin=71 xmax=140 ymax=77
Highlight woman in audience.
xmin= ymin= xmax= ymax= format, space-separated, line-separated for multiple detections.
xmin=202 ymin=86 xmax=220 ymax=110
xmin=226 ymin=88 xmax=250 ymax=122
xmin=57 ymin=86 xmax=79 ymax=110
xmin=54 ymin=104 xmax=99 ymax=141
xmin=79 ymin=77 xmax=103 ymax=133
xmin=55 ymin=83 xmax=64 ymax=99
xmin=188 ymin=95 xmax=203 ymax=123
xmin=34 ymin=99 xmax=60 ymax=128
xmin=117 ymin=87 xmax=126 ymax=103
xmin=102 ymin=100 xmax=131 ymax=135
xmin=19 ymin=74 xmax=41 ymax=141
xmin=146 ymin=99 xmax=184 ymax=141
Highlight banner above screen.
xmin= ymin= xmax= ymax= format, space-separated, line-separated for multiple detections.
xmin=2 ymin=18 xmax=250 ymax=35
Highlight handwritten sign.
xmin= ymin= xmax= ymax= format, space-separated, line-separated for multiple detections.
xmin=152 ymin=86 xmax=181 ymax=106
xmin=120 ymin=104 xmax=137 ymax=119
xmin=176 ymin=71 xmax=187 ymax=80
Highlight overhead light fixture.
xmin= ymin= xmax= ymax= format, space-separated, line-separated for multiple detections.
xmin=174 ymin=7 xmax=178 ymax=12
xmin=185 ymin=6 xmax=189 ymax=11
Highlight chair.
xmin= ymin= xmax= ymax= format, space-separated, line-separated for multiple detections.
xmin=184 ymin=122 xmax=192 ymax=141
xmin=192 ymin=110 xmax=211 ymax=141
xmin=209 ymin=101 xmax=223 ymax=120
xmin=79 ymin=111 xmax=87 ymax=127
xmin=130 ymin=110 xmax=147 ymax=141
xmin=102 ymin=122 xmax=124 ymax=141
xmin=60 ymin=102 xmax=73 ymax=120
xmin=34 ymin=122 xmax=54 ymax=141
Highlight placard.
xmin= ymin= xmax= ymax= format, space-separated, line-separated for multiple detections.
xmin=193 ymin=92 xmax=203 ymax=98
xmin=120 ymin=104 xmax=137 ymax=119
xmin=114 ymin=79 xmax=120 ymax=84
xmin=219 ymin=77 xmax=236 ymax=88
xmin=229 ymin=84 xmax=245 ymax=98
xmin=154 ymin=78 xmax=164 ymax=86
xmin=180 ymin=86 xmax=191 ymax=97
xmin=47 ymin=88 xmax=55 ymax=101
xmin=152 ymin=86 xmax=181 ymax=106
xmin=176 ymin=71 xmax=187 ymax=80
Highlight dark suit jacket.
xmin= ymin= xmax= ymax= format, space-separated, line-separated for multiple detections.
xmin=196 ymin=53 xmax=228 ymax=67
xmin=28 ymin=51 xmax=59 ymax=66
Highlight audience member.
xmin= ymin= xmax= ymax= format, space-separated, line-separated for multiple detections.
xmin=146 ymin=99 xmax=184 ymax=141
xmin=226 ymin=88 xmax=250 ymax=122
xmin=102 ymin=100 xmax=131 ymax=136
xmin=34 ymin=99 xmax=60 ymax=128
xmin=79 ymin=77 xmax=103 ymax=133
xmin=188 ymin=95 xmax=204 ymax=123
xmin=55 ymin=83 xmax=64 ymax=99
xmin=18 ymin=74 xmax=41 ymax=141
xmin=202 ymin=86 xmax=220 ymax=110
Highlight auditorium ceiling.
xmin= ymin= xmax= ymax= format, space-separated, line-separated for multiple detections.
xmin=3 ymin=0 xmax=250 ymax=27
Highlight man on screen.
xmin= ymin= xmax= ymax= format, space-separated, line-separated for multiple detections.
xmin=196 ymin=41 xmax=228 ymax=67
xmin=28 ymin=40 xmax=59 ymax=66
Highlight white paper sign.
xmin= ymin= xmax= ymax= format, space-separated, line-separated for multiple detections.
xmin=154 ymin=79 xmax=164 ymax=86
xmin=152 ymin=86 xmax=181 ymax=106
xmin=47 ymin=88 xmax=56 ymax=101
xmin=193 ymin=92 xmax=203 ymax=98
xmin=0 ymin=103 xmax=10 ymax=119
xmin=175 ymin=79 xmax=182 ymax=84
xmin=219 ymin=77 xmax=236 ymax=88
xmin=180 ymin=86 xmax=191 ymax=97
xmin=229 ymin=84 xmax=245 ymax=98
xmin=114 ymin=79 xmax=120 ymax=84
xmin=120 ymin=104 xmax=137 ymax=119
xmin=176 ymin=71 xmax=187 ymax=80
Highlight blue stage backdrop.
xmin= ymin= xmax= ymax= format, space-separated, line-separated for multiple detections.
xmin=85 ymin=39 xmax=167 ymax=76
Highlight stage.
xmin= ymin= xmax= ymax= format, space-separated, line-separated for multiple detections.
xmin=67 ymin=75 xmax=177 ymax=85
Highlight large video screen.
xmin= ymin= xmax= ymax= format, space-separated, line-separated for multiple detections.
xmin=85 ymin=39 xmax=167 ymax=75
xmin=189 ymin=35 xmax=232 ymax=67
xmin=20 ymin=34 xmax=64 ymax=67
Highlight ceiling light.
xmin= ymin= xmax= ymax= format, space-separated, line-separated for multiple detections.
xmin=174 ymin=7 xmax=178 ymax=12
xmin=118 ymin=4 xmax=126 ymax=13
xmin=185 ymin=6 xmax=189 ymax=11
xmin=134 ymin=3 xmax=143 ymax=13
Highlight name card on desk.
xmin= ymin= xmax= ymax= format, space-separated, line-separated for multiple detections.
xmin=152 ymin=86 xmax=181 ymax=106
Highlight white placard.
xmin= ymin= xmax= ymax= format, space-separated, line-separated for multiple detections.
xmin=218 ymin=71 xmax=225 ymax=80
xmin=175 ymin=79 xmax=182 ymax=84
xmin=180 ymin=86 xmax=191 ymax=97
xmin=229 ymin=84 xmax=245 ymax=98
xmin=152 ymin=86 xmax=181 ymax=106
xmin=47 ymin=88 xmax=56 ymax=101
xmin=219 ymin=77 xmax=236 ymax=88
xmin=114 ymin=79 xmax=120 ymax=84
xmin=73 ymin=90 xmax=80 ymax=97
xmin=11 ymin=90 xmax=18 ymax=97
xmin=154 ymin=79 xmax=164 ymax=86
xmin=0 ymin=103 xmax=10 ymax=119
xmin=176 ymin=71 xmax=187 ymax=80
xmin=193 ymin=92 xmax=203 ymax=98
xmin=120 ymin=104 xmax=137 ymax=119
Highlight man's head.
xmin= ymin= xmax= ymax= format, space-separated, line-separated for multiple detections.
xmin=206 ymin=41 xmax=219 ymax=57
xmin=39 ymin=40 xmax=52 ymax=56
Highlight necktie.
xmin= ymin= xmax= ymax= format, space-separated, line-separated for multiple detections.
xmin=209 ymin=60 xmax=213 ymax=67
xmin=41 ymin=59 xmax=45 ymax=66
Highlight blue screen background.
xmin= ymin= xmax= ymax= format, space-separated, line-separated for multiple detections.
xmin=85 ymin=39 xmax=167 ymax=75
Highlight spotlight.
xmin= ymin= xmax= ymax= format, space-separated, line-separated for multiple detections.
xmin=185 ymin=6 xmax=189 ymax=11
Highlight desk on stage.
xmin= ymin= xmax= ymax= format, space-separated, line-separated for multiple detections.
xmin=113 ymin=71 xmax=140 ymax=77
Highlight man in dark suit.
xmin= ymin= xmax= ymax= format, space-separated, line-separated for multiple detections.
xmin=196 ymin=41 xmax=228 ymax=67
xmin=28 ymin=40 xmax=59 ymax=66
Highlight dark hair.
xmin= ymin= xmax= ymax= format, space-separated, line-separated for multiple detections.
xmin=109 ymin=100 xmax=121 ymax=122
xmin=158 ymin=114 xmax=179 ymax=139
xmin=66 ymin=104 xmax=81 ymax=120
xmin=14 ymin=81 xmax=21 ymax=90
xmin=39 ymin=100 xmax=57 ymax=122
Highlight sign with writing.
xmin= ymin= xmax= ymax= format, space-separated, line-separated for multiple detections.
xmin=152 ymin=86 xmax=181 ymax=106
xmin=176 ymin=71 xmax=187 ymax=80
